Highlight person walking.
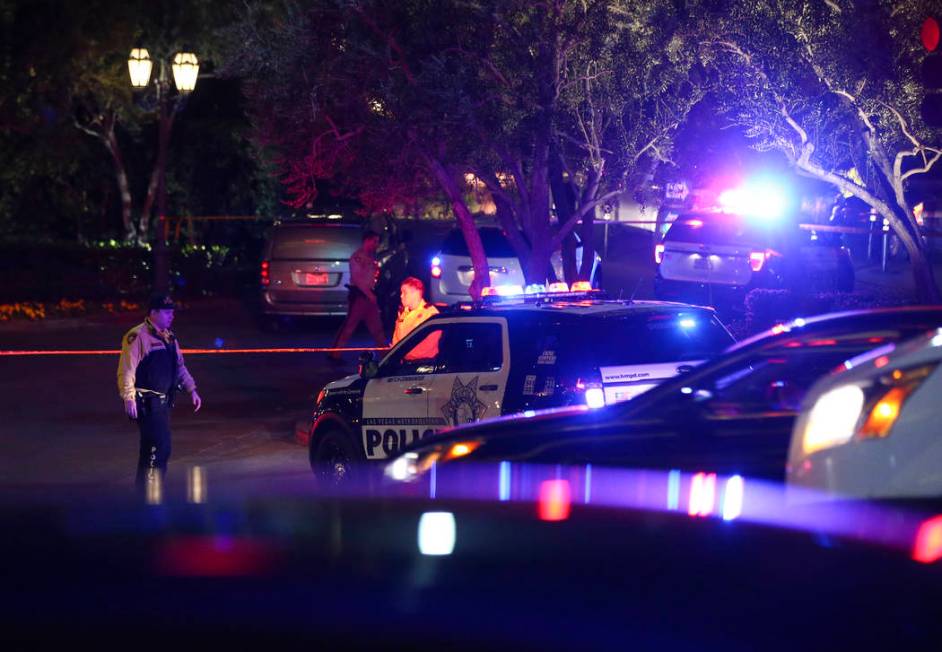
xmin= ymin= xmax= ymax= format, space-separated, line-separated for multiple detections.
xmin=391 ymin=276 xmax=439 ymax=346
xmin=329 ymin=231 xmax=386 ymax=362
xmin=118 ymin=295 xmax=201 ymax=493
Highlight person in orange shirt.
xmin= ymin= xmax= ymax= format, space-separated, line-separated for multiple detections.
xmin=392 ymin=277 xmax=440 ymax=359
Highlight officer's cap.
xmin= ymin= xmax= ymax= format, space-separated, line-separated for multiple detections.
xmin=148 ymin=295 xmax=175 ymax=312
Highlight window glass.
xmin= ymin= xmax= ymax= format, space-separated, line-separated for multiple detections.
xmin=379 ymin=326 xmax=445 ymax=377
xmin=441 ymin=229 xmax=517 ymax=258
xmin=665 ymin=214 xmax=779 ymax=249
xmin=270 ymin=226 xmax=361 ymax=259
xmin=439 ymin=323 xmax=504 ymax=373
xmin=560 ymin=311 xmax=733 ymax=367
xmin=696 ymin=350 xmax=850 ymax=415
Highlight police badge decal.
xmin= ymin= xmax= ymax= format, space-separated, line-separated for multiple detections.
xmin=441 ymin=376 xmax=488 ymax=427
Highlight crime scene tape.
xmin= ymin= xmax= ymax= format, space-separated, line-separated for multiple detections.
xmin=0 ymin=346 xmax=388 ymax=357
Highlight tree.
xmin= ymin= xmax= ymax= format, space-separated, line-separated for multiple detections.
xmin=227 ymin=0 xmax=702 ymax=297
xmin=701 ymin=0 xmax=942 ymax=302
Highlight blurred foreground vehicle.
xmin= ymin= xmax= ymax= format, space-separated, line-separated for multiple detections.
xmin=388 ymin=307 xmax=942 ymax=484
xmin=790 ymin=328 xmax=942 ymax=500
xmin=4 ymin=467 xmax=942 ymax=649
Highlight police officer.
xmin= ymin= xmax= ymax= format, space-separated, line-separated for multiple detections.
xmin=391 ymin=276 xmax=439 ymax=346
xmin=117 ymin=295 xmax=201 ymax=491
xmin=329 ymin=231 xmax=387 ymax=362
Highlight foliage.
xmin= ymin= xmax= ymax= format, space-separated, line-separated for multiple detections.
xmin=699 ymin=0 xmax=942 ymax=301
xmin=0 ymin=0 xmax=272 ymax=244
xmin=225 ymin=0 xmax=704 ymax=292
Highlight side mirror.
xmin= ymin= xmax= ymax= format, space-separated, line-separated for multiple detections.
xmin=358 ymin=351 xmax=379 ymax=379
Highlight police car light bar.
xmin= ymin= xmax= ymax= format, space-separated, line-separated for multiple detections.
xmin=481 ymin=283 xmax=600 ymax=300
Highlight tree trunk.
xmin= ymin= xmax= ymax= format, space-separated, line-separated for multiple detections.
xmin=103 ymin=125 xmax=135 ymax=241
xmin=886 ymin=209 xmax=941 ymax=304
xmin=560 ymin=232 xmax=578 ymax=284
xmin=494 ymin=196 xmax=531 ymax=270
xmin=524 ymin=240 xmax=554 ymax=286
xmin=578 ymin=207 xmax=595 ymax=281
xmin=427 ymin=157 xmax=489 ymax=300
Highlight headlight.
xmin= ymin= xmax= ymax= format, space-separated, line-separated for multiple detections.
xmin=801 ymin=385 xmax=865 ymax=455
xmin=385 ymin=440 xmax=481 ymax=482
xmin=800 ymin=363 xmax=937 ymax=456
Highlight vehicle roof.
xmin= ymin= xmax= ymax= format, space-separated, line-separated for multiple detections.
xmin=727 ymin=306 xmax=942 ymax=353
xmin=440 ymin=298 xmax=715 ymax=320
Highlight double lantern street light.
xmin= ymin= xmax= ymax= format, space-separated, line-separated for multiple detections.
xmin=127 ymin=48 xmax=200 ymax=293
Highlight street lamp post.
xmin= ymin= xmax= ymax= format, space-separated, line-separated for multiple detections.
xmin=127 ymin=47 xmax=199 ymax=294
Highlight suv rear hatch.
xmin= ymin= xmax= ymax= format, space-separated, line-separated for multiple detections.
xmin=659 ymin=216 xmax=770 ymax=287
xmin=437 ymin=229 xmax=524 ymax=297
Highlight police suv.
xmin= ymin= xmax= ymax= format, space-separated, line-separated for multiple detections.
xmin=307 ymin=286 xmax=735 ymax=481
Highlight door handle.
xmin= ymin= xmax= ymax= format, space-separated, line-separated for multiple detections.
xmin=479 ymin=384 xmax=498 ymax=392
xmin=404 ymin=387 xmax=425 ymax=395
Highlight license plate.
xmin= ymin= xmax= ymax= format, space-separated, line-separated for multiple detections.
xmin=693 ymin=258 xmax=711 ymax=270
xmin=303 ymin=272 xmax=329 ymax=286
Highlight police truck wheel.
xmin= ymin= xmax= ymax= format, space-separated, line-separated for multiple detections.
xmin=311 ymin=429 xmax=358 ymax=484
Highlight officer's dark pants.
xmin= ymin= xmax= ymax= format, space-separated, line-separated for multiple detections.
xmin=332 ymin=292 xmax=386 ymax=351
xmin=134 ymin=395 xmax=172 ymax=491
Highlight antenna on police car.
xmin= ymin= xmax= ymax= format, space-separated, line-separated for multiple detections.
xmin=626 ymin=276 xmax=644 ymax=305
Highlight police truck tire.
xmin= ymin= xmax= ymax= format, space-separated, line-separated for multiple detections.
xmin=310 ymin=429 xmax=359 ymax=484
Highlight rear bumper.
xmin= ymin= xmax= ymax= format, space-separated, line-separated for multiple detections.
xmin=261 ymin=290 xmax=348 ymax=316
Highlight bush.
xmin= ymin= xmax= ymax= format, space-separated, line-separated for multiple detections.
xmin=0 ymin=239 xmax=261 ymax=302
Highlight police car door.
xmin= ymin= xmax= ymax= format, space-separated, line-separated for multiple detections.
xmin=425 ymin=318 xmax=510 ymax=429
xmin=361 ymin=322 xmax=446 ymax=460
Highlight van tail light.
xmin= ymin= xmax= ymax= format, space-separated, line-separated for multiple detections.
xmin=749 ymin=251 xmax=768 ymax=272
xmin=431 ymin=255 xmax=442 ymax=279
xmin=260 ymin=260 xmax=270 ymax=286
xmin=655 ymin=244 xmax=665 ymax=264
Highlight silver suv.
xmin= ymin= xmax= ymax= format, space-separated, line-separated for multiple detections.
xmin=429 ymin=226 xmax=600 ymax=305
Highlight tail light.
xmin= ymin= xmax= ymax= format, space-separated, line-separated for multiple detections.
xmin=655 ymin=244 xmax=665 ymax=264
xmin=260 ymin=260 xmax=270 ymax=286
xmin=431 ymin=256 xmax=442 ymax=279
xmin=749 ymin=251 xmax=767 ymax=272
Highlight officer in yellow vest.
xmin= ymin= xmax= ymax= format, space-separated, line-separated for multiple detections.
xmin=392 ymin=277 xmax=439 ymax=357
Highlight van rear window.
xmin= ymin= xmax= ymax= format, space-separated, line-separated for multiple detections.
xmin=270 ymin=226 xmax=362 ymax=259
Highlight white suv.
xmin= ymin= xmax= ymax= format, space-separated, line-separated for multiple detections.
xmin=429 ymin=227 xmax=600 ymax=305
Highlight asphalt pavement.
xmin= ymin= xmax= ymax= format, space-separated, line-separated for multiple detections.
xmin=0 ymin=300 xmax=369 ymax=489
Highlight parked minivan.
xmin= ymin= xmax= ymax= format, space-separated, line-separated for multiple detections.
xmin=259 ymin=216 xmax=409 ymax=328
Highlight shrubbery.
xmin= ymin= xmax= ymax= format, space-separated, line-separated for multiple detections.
xmin=0 ymin=240 xmax=261 ymax=303
xmin=731 ymin=288 xmax=912 ymax=339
